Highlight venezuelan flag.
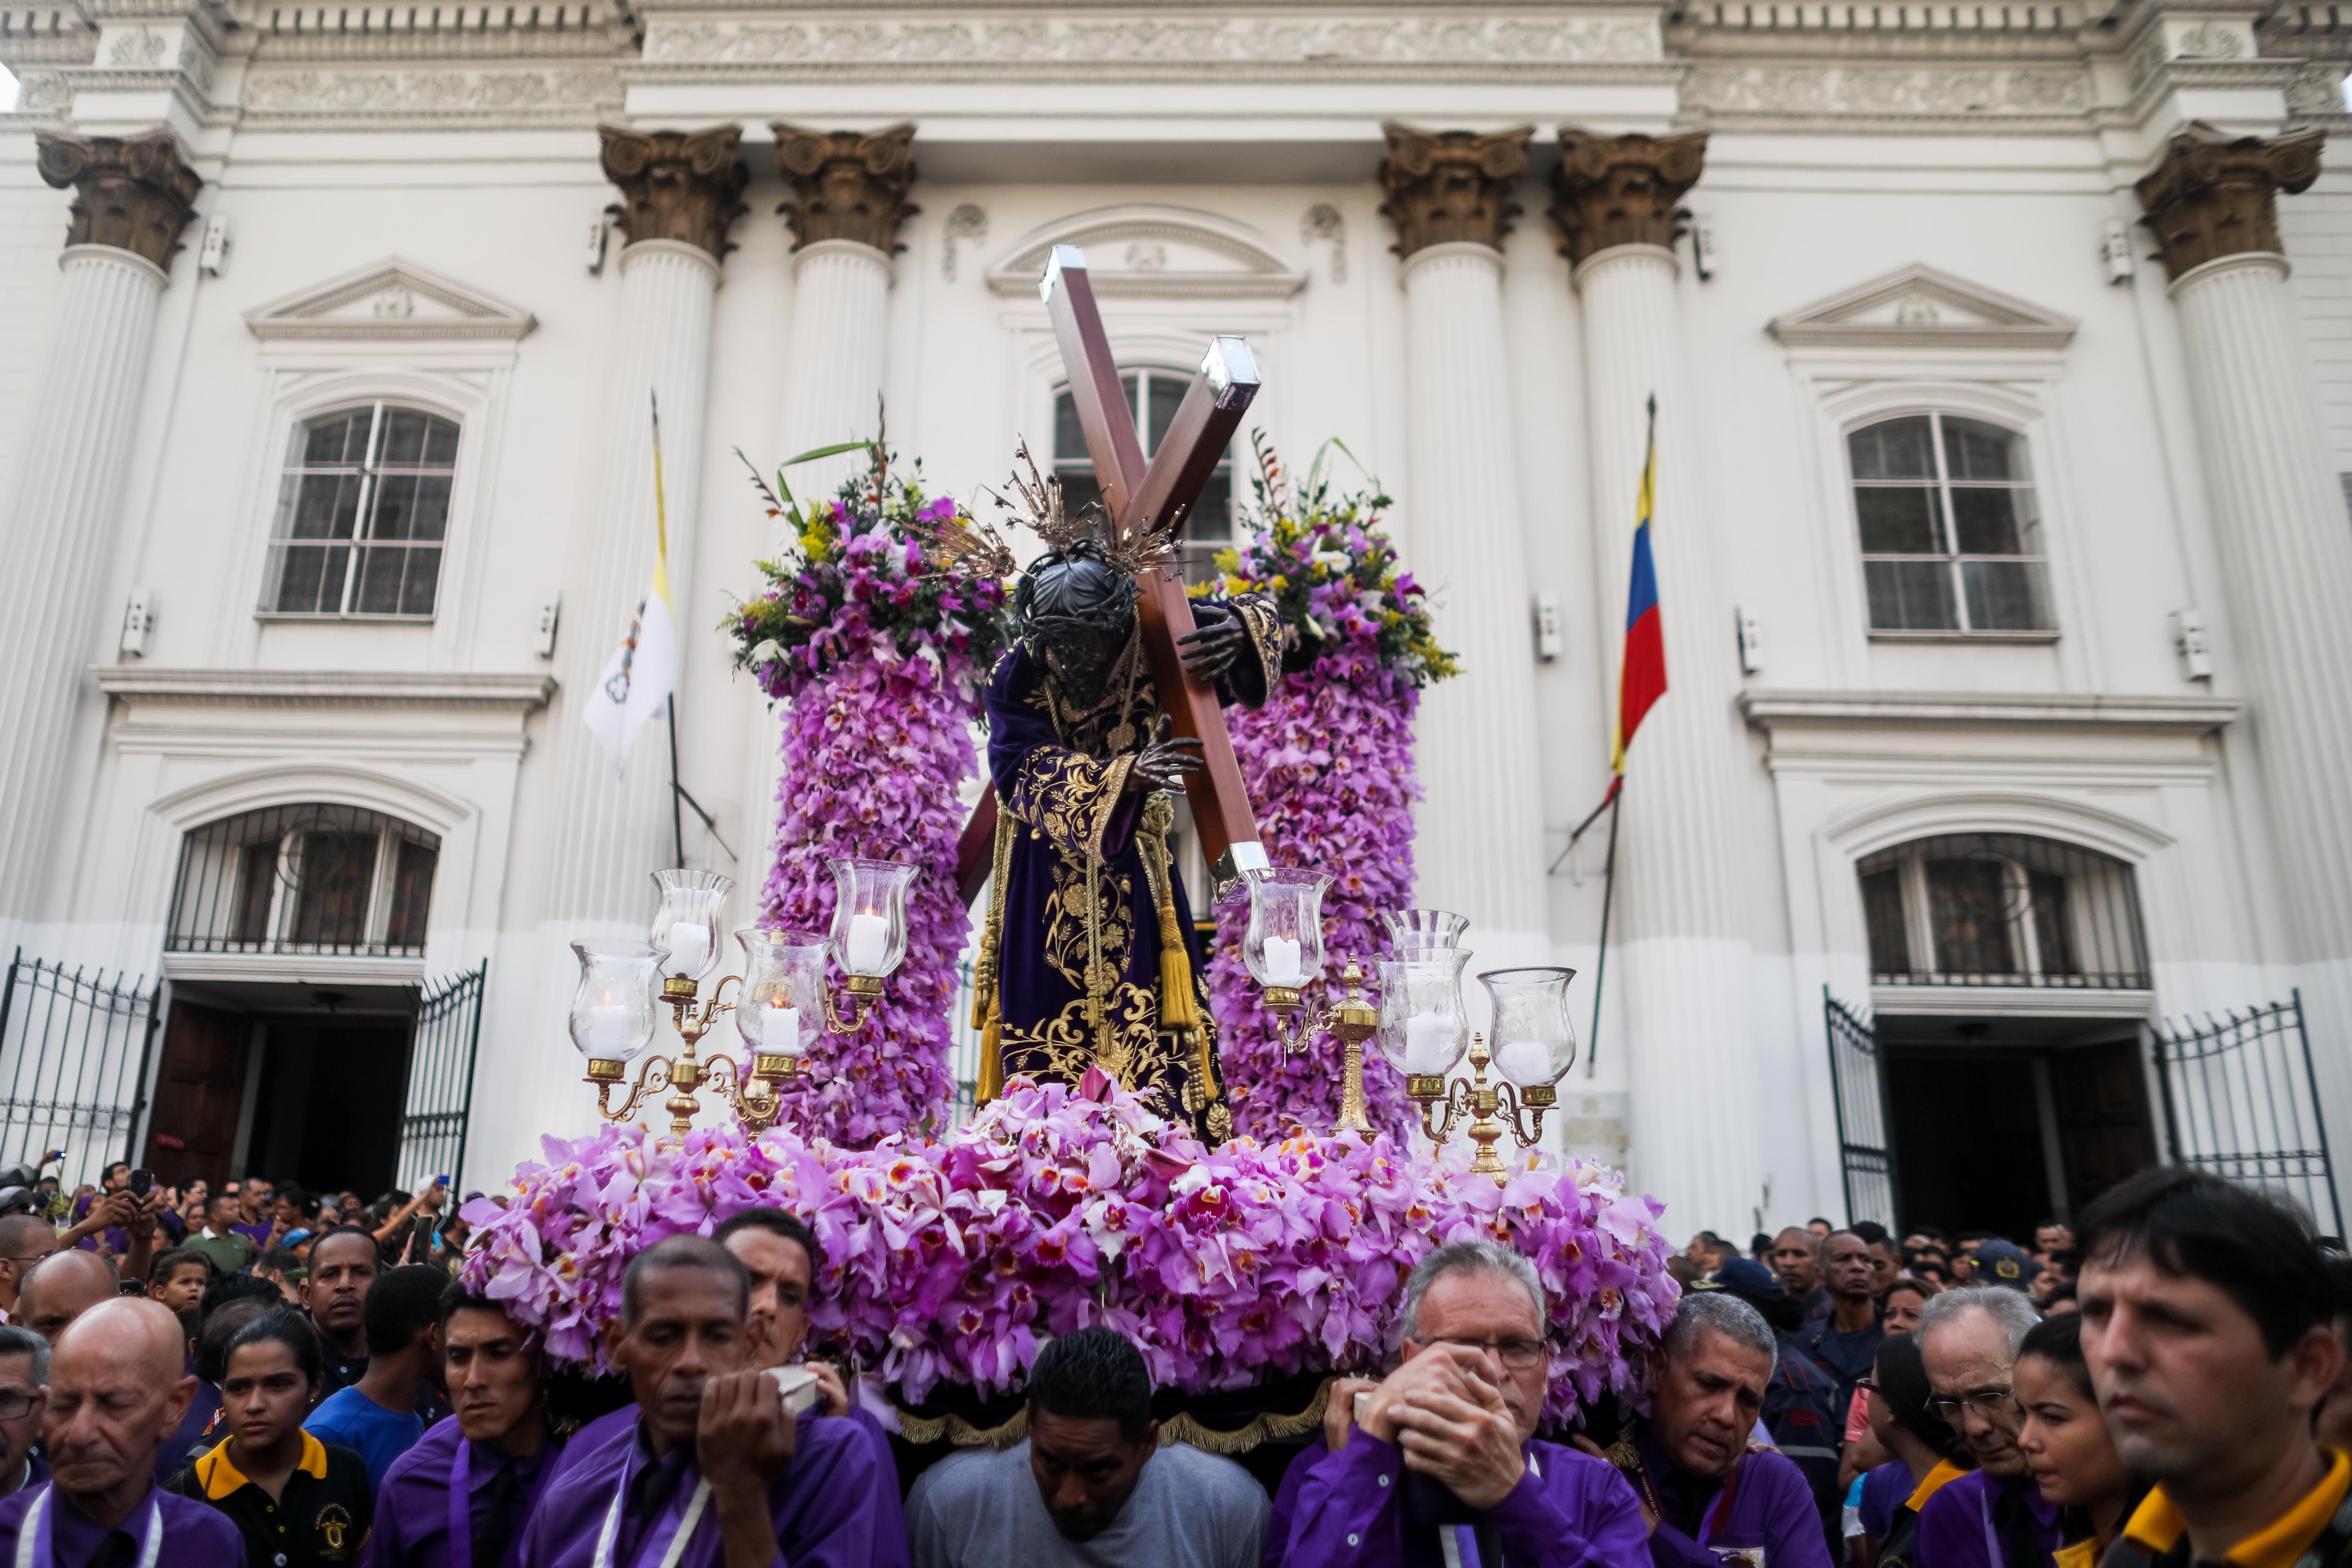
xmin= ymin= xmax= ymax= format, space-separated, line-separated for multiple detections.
xmin=1611 ymin=396 xmax=1667 ymax=775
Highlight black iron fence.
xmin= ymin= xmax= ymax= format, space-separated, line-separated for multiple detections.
xmin=396 ymin=962 xmax=486 ymax=1194
xmin=2154 ymin=991 xmax=2342 ymax=1237
xmin=0 ymin=951 xmax=161 ymax=1191
xmin=166 ymin=802 xmax=440 ymax=959
xmin=1824 ymin=989 xmax=1899 ymax=1230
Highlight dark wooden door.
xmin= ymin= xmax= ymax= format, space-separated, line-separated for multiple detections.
xmin=2051 ymin=1038 xmax=2160 ymax=1217
xmin=144 ymin=1002 xmax=249 ymax=1188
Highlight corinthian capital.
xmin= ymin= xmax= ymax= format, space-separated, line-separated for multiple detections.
xmin=771 ymin=124 xmax=919 ymax=254
xmin=34 ymin=130 xmax=202 ymax=271
xmin=1549 ymin=129 xmax=1708 ymax=268
xmin=599 ymin=125 xmax=749 ymax=261
xmin=2137 ymin=122 xmax=2323 ymax=281
xmin=1376 ymin=123 xmax=1533 ymax=259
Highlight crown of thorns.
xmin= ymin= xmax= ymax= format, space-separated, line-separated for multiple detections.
xmin=905 ymin=439 xmax=1177 ymax=586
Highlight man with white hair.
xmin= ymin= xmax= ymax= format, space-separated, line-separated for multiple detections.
xmin=1593 ymin=1291 xmax=1833 ymax=1568
xmin=1913 ymin=1285 xmax=2057 ymax=1568
xmin=1274 ymin=1239 xmax=1649 ymax=1567
xmin=0 ymin=1297 xmax=243 ymax=1564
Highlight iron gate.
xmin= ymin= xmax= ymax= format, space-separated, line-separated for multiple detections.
xmin=0 ymin=950 xmax=161 ymax=1191
xmin=2153 ymin=990 xmax=2342 ymax=1237
xmin=1824 ymin=989 xmax=1899 ymax=1230
xmin=395 ymin=962 xmax=486 ymax=1194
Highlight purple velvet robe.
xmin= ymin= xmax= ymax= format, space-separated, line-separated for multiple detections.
xmin=980 ymin=600 xmax=1280 ymax=1143
xmin=1912 ymin=1471 xmax=2059 ymax=1568
xmin=1617 ymin=1427 xmax=1835 ymax=1568
xmin=1274 ymin=1426 xmax=1651 ymax=1568
xmin=516 ymin=1405 xmax=885 ymax=1568
xmin=0 ymin=1480 xmax=246 ymax=1567
xmin=363 ymin=1417 xmax=556 ymax=1568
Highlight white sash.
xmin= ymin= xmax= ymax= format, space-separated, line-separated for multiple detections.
xmin=14 ymin=1490 xmax=163 ymax=1568
xmin=591 ymin=1472 xmax=711 ymax=1568
xmin=1437 ymin=1451 xmax=1541 ymax=1568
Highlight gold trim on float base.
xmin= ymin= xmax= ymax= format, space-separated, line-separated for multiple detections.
xmin=891 ymin=1375 xmax=1338 ymax=1455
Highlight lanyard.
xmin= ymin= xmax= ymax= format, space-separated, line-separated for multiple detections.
xmin=15 ymin=1489 xmax=163 ymax=1568
xmin=1701 ymin=1456 xmax=1743 ymax=1549
xmin=1435 ymin=1451 xmax=1541 ymax=1568
xmin=590 ymin=1467 xmax=711 ymax=1568
xmin=450 ymin=1440 xmax=476 ymax=1568
xmin=1978 ymin=1480 xmax=2002 ymax=1568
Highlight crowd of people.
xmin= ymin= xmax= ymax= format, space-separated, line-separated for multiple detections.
xmin=0 ymin=1160 xmax=2335 ymax=1568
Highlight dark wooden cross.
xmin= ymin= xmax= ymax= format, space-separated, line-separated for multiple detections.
xmin=955 ymin=244 xmax=1267 ymax=902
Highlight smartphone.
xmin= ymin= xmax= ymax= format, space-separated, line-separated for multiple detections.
xmin=129 ymin=1168 xmax=152 ymax=1194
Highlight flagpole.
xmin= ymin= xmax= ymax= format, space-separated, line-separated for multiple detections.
xmin=651 ymin=389 xmax=685 ymax=868
xmin=1586 ymin=775 xmax=1621 ymax=1079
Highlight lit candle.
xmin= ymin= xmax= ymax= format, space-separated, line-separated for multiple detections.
xmin=845 ymin=910 xmax=889 ymax=975
xmin=586 ymin=1002 xmax=633 ymax=1059
xmin=1495 ymin=1040 xmax=1553 ymax=1087
xmin=1260 ymin=935 xmax=1304 ymax=987
xmin=1403 ymin=1012 xmax=1450 ymax=1075
xmin=762 ymin=1000 xmax=803 ymax=1059
xmin=665 ymin=921 xmax=711 ymax=976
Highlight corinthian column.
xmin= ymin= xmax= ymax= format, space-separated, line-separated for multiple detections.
xmin=0 ymin=132 xmax=199 ymax=926
xmin=1376 ymin=124 xmax=1551 ymax=971
xmin=1553 ymin=129 xmax=1760 ymax=1226
xmin=2138 ymin=126 xmax=2352 ymax=1128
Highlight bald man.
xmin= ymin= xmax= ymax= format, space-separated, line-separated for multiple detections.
xmin=0 ymin=1216 xmax=56 ymax=1325
xmin=0 ymin=1298 xmax=242 ymax=1564
xmin=16 ymin=1252 xmax=119 ymax=1345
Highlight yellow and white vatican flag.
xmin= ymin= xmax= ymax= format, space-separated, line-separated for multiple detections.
xmin=583 ymin=393 xmax=677 ymax=772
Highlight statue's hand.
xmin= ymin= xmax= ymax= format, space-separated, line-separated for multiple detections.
xmin=1127 ymin=735 xmax=1204 ymax=795
xmin=1178 ymin=601 xmax=1246 ymax=684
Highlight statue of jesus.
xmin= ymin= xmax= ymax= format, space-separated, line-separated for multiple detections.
xmin=967 ymin=522 xmax=1280 ymax=1144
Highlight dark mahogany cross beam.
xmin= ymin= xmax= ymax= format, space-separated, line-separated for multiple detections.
xmin=955 ymin=244 xmax=1268 ymax=903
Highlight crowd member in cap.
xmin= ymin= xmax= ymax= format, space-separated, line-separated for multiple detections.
xmin=146 ymin=1249 xmax=210 ymax=1317
xmin=2010 ymin=1314 xmax=2132 ymax=1568
xmin=1274 ymin=1240 xmax=1647 ymax=1567
xmin=1972 ymin=1242 xmax=2041 ymax=1296
xmin=2077 ymin=1167 xmax=2348 ymax=1568
xmin=907 ymin=1325 xmax=1265 ymax=1567
xmin=1861 ymin=1335 xmax=1971 ymax=1568
xmin=306 ymin=1265 xmax=446 ymax=1488
xmin=17 ymin=1252 xmax=120 ymax=1344
xmin=169 ymin=1310 xmax=373 ymax=1568
xmin=0 ymin=1215 xmax=57 ymax=1327
xmin=304 ymin=1227 xmax=382 ymax=1399
xmin=1589 ymin=1292 xmax=1831 ymax=1568
xmin=1774 ymin=1229 xmax=1833 ymax=1324
xmin=0 ymin=1297 xmax=245 ymax=1564
xmin=365 ymin=1283 xmax=555 ymax=1568
xmin=1912 ymin=1286 xmax=2053 ymax=1568
xmin=518 ymin=1234 xmax=889 ymax=1568
xmin=1790 ymin=1234 xmax=1886 ymax=1431
xmin=0 ymin=1327 xmax=48 ymax=1500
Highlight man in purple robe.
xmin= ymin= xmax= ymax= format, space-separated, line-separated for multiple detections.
xmin=1592 ymin=1292 xmax=1834 ymax=1568
xmin=517 ymin=1234 xmax=890 ymax=1568
xmin=367 ymin=1283 xmax=558 ymax=1568
xmin=0 ymin=1297 xmax=244 ymax=1565
xmin=970 ymin=526 xmax=1282 ymax=1143
xmin=1913 ymin=1288 xmax=2057 ymax=1568
xmin=1273 ymin=1239 xmax=1651 ymax=1568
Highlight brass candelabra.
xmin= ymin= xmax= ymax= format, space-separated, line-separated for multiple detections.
xmin=1408 ymin=1034 xmax=1557 ymax=1185
xmin=1262 ymin=956 xmax=1382 ymax=1135
xmin=587 ymin=975 xmax=793 ymax=1139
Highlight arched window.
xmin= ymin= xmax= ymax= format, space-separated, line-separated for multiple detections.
xmin=1857 ymin=833 xmax=2147 ymax=989
xmin=167 ymin=804 xmax=441 ymax=958
xmin=265 ymin=402 xmax=459 ymax=619
xmin=1053 ymin=370 xmax=1232 ymax=580
xmin=1848 ymin=413 xmax=2051 ymax=635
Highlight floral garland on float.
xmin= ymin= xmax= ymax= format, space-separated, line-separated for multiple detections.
xmin=460 ymin=1069 xmax=1678 ymax=1436
xmin=1197 ymin=436 xmax=1460 ymax=1143
xmin=726 ymin=442 xmax=1013 ymax=1146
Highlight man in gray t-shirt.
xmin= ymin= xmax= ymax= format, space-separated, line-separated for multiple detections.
xmin=904 ymin=1328 xmax=1269 ymax=1568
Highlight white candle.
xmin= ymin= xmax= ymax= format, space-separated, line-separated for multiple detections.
xmin=1261 ymin=936 xmax=1304 ymax=987
xmin=762 ymin=1002 xmax=803 ymax=1059
xmin=586 ymin=1003 xmax=633 ymax=1059
xmin=665 ymin=921 xmax=711 ymax=975
xmin=1403 ymin=1013 xmax=1450 ymax=1075
xmin=1495 ymin=1040 xmax=1553 ymax=1087
xmin=845 ymin=911 xmax=890 ymax=975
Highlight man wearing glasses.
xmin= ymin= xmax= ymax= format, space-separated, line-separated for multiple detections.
xmin=1275 ymin=1240 xmax=1650 ymax=1567
xmin=0 ymin=1326 xmax=47 ymax=1499
xmin=1913 ymin=1286 xmax=2053 ymax=1568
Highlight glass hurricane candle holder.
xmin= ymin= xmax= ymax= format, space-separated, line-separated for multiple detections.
xmin=829 ymin=858 xmax=915 ymax=991
xmin=734 ymin=927 xmax=827 ymax=1079
xmin=1374 ymin=949 xmax=1471 ymax=1086
xmin=651 ymin=869 xmax=734 ymax=992
xmin=1379 ymin=908 xmax=1470 ymax=956
xmin=568 ymin=940 xmax=661 ymax=1074
xmin=1480 ymin=967 xmax=1579 ymax=1092
xmin=1241 ymin=867 xmax=1332 ymax=1004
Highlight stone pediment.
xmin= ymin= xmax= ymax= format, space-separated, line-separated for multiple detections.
xmin=1768 ymin=263 xmax=2075 ymax=350
xmin=245 ymin=257 xmax=538 ymax=342
xmin=985 ymin=205 xmax=1308 ymax=300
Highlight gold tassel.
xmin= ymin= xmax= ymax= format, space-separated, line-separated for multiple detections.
xmin=976 ymin=1003 xmax=1003 ymax=1104
xmin=1138 ymin=793 xmax=1202 ymax=1042
xmin=973 ymin=793 xmax=1017 ymax=1106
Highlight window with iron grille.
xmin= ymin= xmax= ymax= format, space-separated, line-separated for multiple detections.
xmin=264 ymin=403 xmax=459 ymax=619
xmin=1857 ymin=833 xmax=2147 ymax=989
xmin=1053 ymin=370 xmax=1232 ymax=585
xmin=1849 ymin=413 xmax=2054 ymax=636
xmin=168 ymin=804 xmax=441 ymax=958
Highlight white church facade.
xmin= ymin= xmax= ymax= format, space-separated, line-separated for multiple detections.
xmin=3 ymin=0 xmax=2351 ymax=1241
